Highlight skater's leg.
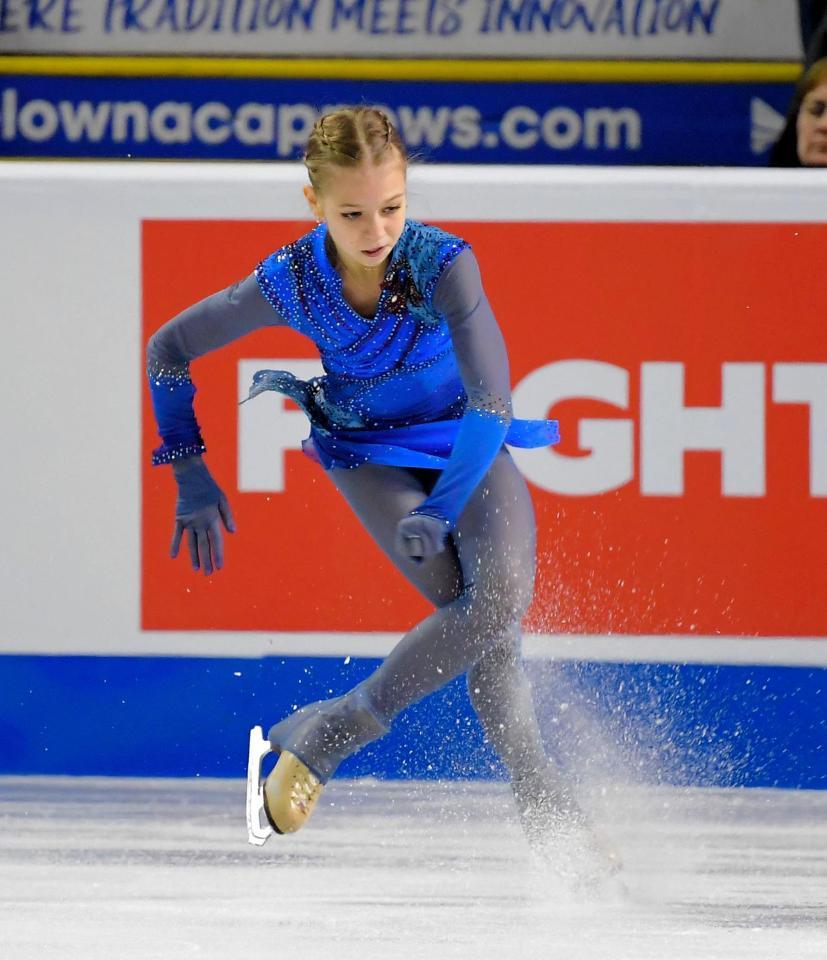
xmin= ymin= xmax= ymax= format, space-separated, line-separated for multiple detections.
xmin=466 ymin=625 xmax=549 ymax=782
xmin=277 ymin=453 xmax=622 ymax=884
xmin=329 ymin=452 xmax=588 ymax=812
xmin=260 ymin=460 xmax=464 ymax=831
xmin=324 ymin=459 xmax=465 ymax=613
xmin=262 ymin=450 xmax=546 ymax=832
xmin=331 ymin=452 xmax=569 ymax=807
xmin=260 ymin=451 xmax=608 ymax=865
xmin=326 ymin=457 xmax=549 ymax=780
xmin=330 ymin=453 xmax=543 ymax=736
xmin=328 ymin=448 xmax=537 ymax=721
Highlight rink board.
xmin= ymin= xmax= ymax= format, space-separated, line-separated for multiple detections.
xmin=1 ymin=163 xmax=826 ymax=784
xmin=2 ymin=653 xmax=827 ymax=788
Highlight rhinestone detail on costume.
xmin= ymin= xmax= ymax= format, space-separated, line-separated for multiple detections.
xmin=151 ymin=440 xmax=206 ymax=466
xmin=147 ymin=357 xmax=207 ymax=465
xmin=254 ymin=220 xmax=469 ymax=371
xmin=466 ymin=389 xmax=513 ymax=422
xmin=147 ymin=357 xmax=192 ymax=385
xmin=250 ymin=220 xmax=472 ymax=435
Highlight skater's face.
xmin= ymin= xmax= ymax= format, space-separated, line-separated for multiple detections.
xmin=797 ymin=80 xmax=827 ymax=166
xmin=304 ymin=152 xmax=407 ymax=275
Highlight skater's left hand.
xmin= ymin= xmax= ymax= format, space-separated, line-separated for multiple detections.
xmin=395 ymin=512 xmax=449 ymax=564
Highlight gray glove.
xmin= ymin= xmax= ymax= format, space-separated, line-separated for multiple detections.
xmin=394 ymin=512 xmax=450 ymax=565
xmin=170 ymin=457 xmax=236 ymax=576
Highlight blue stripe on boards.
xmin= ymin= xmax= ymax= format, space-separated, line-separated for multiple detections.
xmin=0 ymin=655 xmax=824 ymax=787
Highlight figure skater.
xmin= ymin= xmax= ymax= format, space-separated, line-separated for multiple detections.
xmin=147 ymin=107 xmax=618 ymax=884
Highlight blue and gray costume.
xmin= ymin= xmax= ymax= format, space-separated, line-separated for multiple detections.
xmin=148 ymin=220 xmax=565 ymax=822
xmin=150 ymin=220 xmax=558 ymax=530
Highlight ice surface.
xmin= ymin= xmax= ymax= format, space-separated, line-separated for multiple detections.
xmin=1 ymin=777 xmax=826 ymax=960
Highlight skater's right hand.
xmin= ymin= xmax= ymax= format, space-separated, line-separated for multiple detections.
xmin=170 ymin=457 xmax=236 ymax=576
xmin=395 ymin=511 xmax=449 ymax=565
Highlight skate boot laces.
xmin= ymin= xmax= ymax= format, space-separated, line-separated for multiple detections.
xmin=263 ymin=751 xmax=323 ymax=834
xmin=290 ymin=764 xmax=322 ymax=816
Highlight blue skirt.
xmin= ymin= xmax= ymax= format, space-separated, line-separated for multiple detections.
xmin=304 ymin=416 xmax=560 ymax=470
xmin=245 ymin=369 xmax=560 ymax=471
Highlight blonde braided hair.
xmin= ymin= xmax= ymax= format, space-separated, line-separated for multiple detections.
xmin=305 ymin=106 xmax=406 ymax=190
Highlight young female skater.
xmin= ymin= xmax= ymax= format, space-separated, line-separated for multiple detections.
xmin=147 ymin=107 xmax=617 ymax=881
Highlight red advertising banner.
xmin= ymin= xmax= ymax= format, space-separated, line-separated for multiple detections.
xmin=142 ymin=219 xmax=826 ymax=637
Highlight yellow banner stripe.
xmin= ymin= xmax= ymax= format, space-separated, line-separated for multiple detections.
xmin=0 ymin=55 xmax=801 ymax=84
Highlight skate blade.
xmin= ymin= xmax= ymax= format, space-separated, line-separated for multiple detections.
xmin=263 ymin=750 xmax=323 ymax=834
xmin=246 ymin=725 xmax=274 ymax=846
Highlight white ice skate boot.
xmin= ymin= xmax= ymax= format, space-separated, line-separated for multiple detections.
xmin=246 ymin=690 xmax=389 ymax=844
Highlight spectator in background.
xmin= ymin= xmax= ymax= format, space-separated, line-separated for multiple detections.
xmin=795 ymin=58 xmax=827 ymax=165
xmin=770 ymin=2 xmax=827 ymax=165
xmin=771 ymin=57 xmax=827 ymax=166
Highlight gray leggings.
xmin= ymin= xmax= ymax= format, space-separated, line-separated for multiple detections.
xmin=327 ymin=448 xmax=549 ymax=782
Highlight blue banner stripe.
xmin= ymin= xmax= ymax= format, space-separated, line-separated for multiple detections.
xmin=0 ymin=75 xmax=794 ymax=165
xmin=2 ymin=654 xmax=825 ymax=788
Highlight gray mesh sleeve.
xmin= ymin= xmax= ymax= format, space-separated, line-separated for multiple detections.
xmin=432 ymin=247 xmax=513 ymax=420
xmin=147 ymin=272 xmax=285 ymax=370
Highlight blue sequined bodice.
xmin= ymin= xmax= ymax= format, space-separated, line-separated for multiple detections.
xmin=149 ymin=216 xmax=560 ymax=526
xmin=255 ymin=220 xmax=469 ymax=429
